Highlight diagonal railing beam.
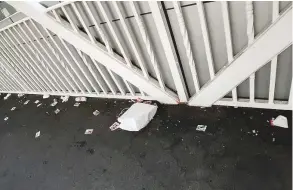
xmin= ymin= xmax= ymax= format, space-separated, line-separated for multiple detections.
xmin=7 ymin=1 xmax=177 ymax=104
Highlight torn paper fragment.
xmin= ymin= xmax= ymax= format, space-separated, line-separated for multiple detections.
xmin=54 ymin=109 xmax=60 ymax=114
xmin=11 ymin=107 xmax=16 ymax=111
xmin=34 ymin=100 xmax=40 ymax=104
xmin=4 ymin=117 xmax=8 ymax=121
xmin=35 ymin=131 xmax=40 ymax=138
xmin=4 ymin=94 xmax=11 ymax=100
xmin=43 ymin=94 xmax=50 ymax=99
xmin=196 ymin=125 xmax=207 ymax=132
xmin=75 ymin=97 xmax=87 ymax=102
xmin=24 ymin=100 xmax=30 ymax=105
xmin=93 ymin=110 xmax=100 ymax=116
xmin=272 ymin=115 xmax=288 ymax=128
xmin=84 ymin=129 xmax=93 ymax=134
xmin=37 ymin=103 xmax=42 ymax=107
xmin=18 ymin=93 xmax=24 ymax=98
xmin=117 ymin=103 xmax=158 ymax=131
xmin=74 ymin=102 xmax=80 ymax=107
xmin=50 ymin=99 xmax=58 ymax=107
xmin=110 ymin=122 xmax=120 ymax=131
xmin=61 ymin=95 xmax=69 ymax=102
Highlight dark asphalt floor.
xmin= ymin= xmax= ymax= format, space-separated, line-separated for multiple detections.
xmin=0 ymin=93 xmax=291 ymax=190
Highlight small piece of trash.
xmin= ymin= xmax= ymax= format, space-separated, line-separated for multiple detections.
xmin=18 ymin=93 xmax=24 ymax=98
xmin=272 ymin=138 xmax=275 ymax=142
xmin=74 ymin=102 xmax=80 ymax=107
xmin=196 ymin=125 xmax=207 ymax=132
xmin=110 ymin=122 xmax=120 ymax=131
xmin=84 ymin=129 xmax=93 ymax=134
xmin=75 ymin=97 xmax=87 ymax=102
xmin=50 ymin=99 xmax=58 ymax=107
xmin=11 ymin=107 xmax=16 ymax=111
xmin=4 ymin=117 xmax=8 ymax=121
xmin=34 ymin=100 xmax=40 ymax=104
xmin=37 ymin=103 xmax=42 ymax=107
xmin=54 ymin=109 xmax=60 ymax=114
xmin=271 ymin=115 xmax=288 ymax=128
xmin=93 ymin=110 xmax=100 ymax=116
xmin=24 ymin=100 xmax=30 ymax=105
xmin=61 ymin=95 xmax=69 ymax=102
xmin=4 ymin=94 xmax=11 ymax=100
xmin=35 ymin=131 xmax=40 ymax=138
xmin=252 ymin=130 xmax=256 ymax=133
xmin=43 ymin=94 xmax=50 ymax=99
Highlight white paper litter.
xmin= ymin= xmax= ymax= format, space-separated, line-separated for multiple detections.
xmin=272 ymin=115 xmax=288 ymax=128
xmin=43 ymin=94 xmax=50 ymax=99
xmin=196 ymin=125 xmax=207 ymax=132
xmin=54 ymin=109 xmax=60 ymax=114
xmin=24 ymin=100 xmax=30 ymax=105
xmin=74 ymin=102 xmax=80 ymax=107
xmin=93 ymin=110 xmax=100 ymax=116
xmin=11 ymin=107 xmax=16 ymax=111
xmin=35 ymin=131 xmax=40 ymax=138
xmin=18 ymin=93 xmax=24 ymax=97
xmin=84 ymin=129 xmax=93 ymax=134
xmin=75 ymin=97 xmax=87 ymax=102
xmin=115 ymin=103 xmax=158 ymax=132
xmin=37 ymin=103 xmax=42 ymax=107
xmin=4 ymin=94 xmax=11 ymax=100
xmin=34 ymin=100 xmax=40 ymax=104
xmin=252 ymin=130 xmax=256 ymax=133
xmin=61 ymin=95 xmax=69 ymax=102
xmin=50 ymin=99 xmax=58 ymax=107
xmin=110 ymin=122 xmax=120 ymax=131
xmin=4 ymin=117 xmax=8 ymax=121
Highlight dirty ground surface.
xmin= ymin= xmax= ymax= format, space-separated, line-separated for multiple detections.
xmin=0 ymin=94 xmax=291 ymax=190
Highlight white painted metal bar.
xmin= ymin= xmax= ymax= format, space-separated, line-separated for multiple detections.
xmin=246 ymin=1 xmax=255 ymax=103
xmin=197 ymin=2 xmax=215 ymax=79
xmin=1 ymin=66 xmax=23 ymax=91
xmin=149 ymin=1 xmax=188 ymax=102
xmin=45 ymin=1 xmax=76 ymax=13
xmin=221 ymin=1 xmax=238 ymax=103
xmin=124 ymin=81 xmax=135 ymax=96
xmin=188 ymin=7 xmax=292 ymax=106
xmin=173 ymin=1 xmax=200 ymax=93
xmin=0 ymin=41 xmax=35 ymax=91
xmin=16 ymin=24 xmax=64 ymax=92
xmin=8 ymin=27 xmax=57 ymax=92
xmin=0 ymin=33 xmax=40 ymax=91
xmin=2 ymin=31 xmax=48 ymax=92
xmin=289 ymin=79 xmax=293 ymax=105
xmin=29 ymin=19 xmax=77 ymax=93
xmin=0 ymin=17 xmax=30 ymax=33
xmin=22 ymin=21 xmax=69 ymax=92
xmin=112 ymin=1 xmax=149 ymax=78
xmin=269 ymin=1 xmax=280 ymax=104
xmin=8 ymin=1 xmax=178 ymax=104
xmin=130 ymin=1 xmax=166 ymax=90
xmin=0 ymin=70 xmax=15 ymax=91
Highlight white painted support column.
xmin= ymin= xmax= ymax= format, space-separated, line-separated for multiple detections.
xmin=8 ymin=1 xmax=177 ymax=103
xmin=188 ymin=7 xmax=292 ymax=106
xmin=149 ymin=1 xmax=188 ymax=102
xmin=221 ymin=1 xmax=238 ymax=103
xmin=268 ymin=1 xmax=280 ymax=104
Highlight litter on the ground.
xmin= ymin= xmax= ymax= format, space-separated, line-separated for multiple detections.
xmin=75 ymin=97 xmax=87 ymax=102
xmin=114 ymin=103 xmax=158 ymax=132
xmin=4 ymin=117 xmax=8 ymax=121
xmin=196 ymin=125 xmax=207 ymax=132
xmin=43 ymin=94 xmax=50 ymax=99
xmin=84 ymin=129 xmax=93 ymax=134
xmin=93 ymin=110 xmax=100 ymax=116
xmin=272 ymin=137 xmax=275 ymax=142
xmin=34 ymin=100 xmax=40 ymax=104
xmin=35 ymin=131 xmax=40 ymax=138
xmin=17 ymin=93 xmax=24 ymax=97
xmin=24 ymin=100 xmax=30 ymax=105
xmin=74 ymin=102 xmax=80 ymax=107
xmin=61 ymin=95 xmax=69 ymax=102
xmin=271 ymin=115 xmax=288 ymax=128
xmin=252 ymin=130 xmax=256 ymax=133
xmin=11 ymin=107 xmax=16 ymax=111
xmin=37 ymin=103 xmax=42 ymax=107
xmin=50 ymin=99 xmax=58 ymax=107
xmin=110 ymin=122 xmax=120 ymax=131
xmin=54 ymin=109 xmax=60 ymax=114
xmin=4 ymin=94 xmax=11 ymax=100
